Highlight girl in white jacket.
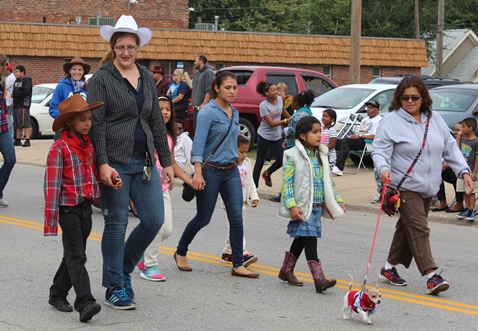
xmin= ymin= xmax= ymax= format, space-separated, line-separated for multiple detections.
xmin=221 ymin=135 xmax=260 ymax=267
xmin=278 ymin=116 xmax=346 ymax=292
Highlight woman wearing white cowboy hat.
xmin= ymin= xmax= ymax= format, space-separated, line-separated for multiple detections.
xmin=49 ymin=56 xmax=91 ymax=140
xmin=87 ymin=15 xmax=174 ymax=310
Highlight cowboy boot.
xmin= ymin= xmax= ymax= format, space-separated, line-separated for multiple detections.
xmin=278 ymin=251 xmax=303 ymax=286
xmin=307 ymin=260 xmax=337 ymax=293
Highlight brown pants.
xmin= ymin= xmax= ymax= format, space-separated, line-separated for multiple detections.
xmin=387 ymin=191 xmax=438 ymax=276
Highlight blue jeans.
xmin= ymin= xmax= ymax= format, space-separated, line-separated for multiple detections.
xmin=177 ymin=164 xmax=244 ymax=267
xmin=100 ymin=152 xmax=164 ymax=288
xmin=0 ymin=131 xmax=16 ymax=199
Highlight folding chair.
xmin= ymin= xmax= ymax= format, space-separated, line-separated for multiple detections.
xmin=337 ymin=113 xmax=363 ymax=140
xmin=344 ymin=139 xmax=374 ymax=174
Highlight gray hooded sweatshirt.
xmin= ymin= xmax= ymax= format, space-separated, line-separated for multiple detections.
xmin=372 ymin=108 xmax=470 ymax=198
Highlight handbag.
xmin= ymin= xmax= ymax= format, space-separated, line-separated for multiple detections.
xmin=182 ymin=112 xmax=234 ymax=202
xmin=381 ymin=117 xmax=430 ymax=216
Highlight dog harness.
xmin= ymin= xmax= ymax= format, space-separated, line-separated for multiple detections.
xmin=347 ymin=291 xmax=377 ymax=314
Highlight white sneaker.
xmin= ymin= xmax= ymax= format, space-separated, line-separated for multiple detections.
xmin=370 ymin=194 xmax=381 ymax=204
xmin=0 ymin=198 xmax=9 ymax=207
xmin=332 ymin=166 xmax=343 ymax=176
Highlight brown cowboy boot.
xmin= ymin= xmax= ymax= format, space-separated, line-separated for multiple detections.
xmin=278 ymin=251 xmax=303 ymax=286
xmin=307 ymin=260 xmax=336 ymax=293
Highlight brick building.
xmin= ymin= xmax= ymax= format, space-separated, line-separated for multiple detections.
xmin=0 ymin=3 xmax=428 ymax=86
xmin=1 ymin=0 xmax=189 ymax=29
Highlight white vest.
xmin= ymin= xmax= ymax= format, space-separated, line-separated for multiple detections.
xmin=278 ymin=140 xmax=344 ymax=220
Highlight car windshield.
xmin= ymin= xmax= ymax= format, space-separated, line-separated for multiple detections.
xmin=430 ymin=88 xmax=478 ymax=112
xmin=31 ymin=86 xmax=54 ymax=104
xmin=311 ymin=87 xmax=375 ymax=109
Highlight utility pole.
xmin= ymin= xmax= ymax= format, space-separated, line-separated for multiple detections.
xmin=349 ymin=0 xmax=362 ymax=84
xmin=436 ymin=0 xmax=445 ymax=77
xmin=414 ymin=0 xmax=420 ymax=39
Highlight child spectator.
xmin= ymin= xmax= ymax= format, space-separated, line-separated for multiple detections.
xmin=321 ymin=108 xmax=337 ymax=170
xmin=174 ymin=119 xmax=193 ymax=172
xmin=283 ymin=90 xmax=315 ymax=149
xmin=137 ymin=96 xmax=193 ymax=281
xmin=456 ymin=117 xmax=478 ymax=221
xmin=278 ymin=116 xmax=346 ymax=292
xmin=44 ymin=95 xmax=113 ymax=322
xmin=221 ymin=135 xmax=259 ymax=266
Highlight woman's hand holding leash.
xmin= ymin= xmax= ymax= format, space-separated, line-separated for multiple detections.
xmin=380 ymin=170 xmax=392 ymax=183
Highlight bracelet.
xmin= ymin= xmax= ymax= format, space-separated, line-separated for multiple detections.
xmin=284 ymin=119 xmax=288 ymax=124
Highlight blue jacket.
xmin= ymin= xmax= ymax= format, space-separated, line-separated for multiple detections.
xmin=49 ymin=78 xmax=87 ymax=119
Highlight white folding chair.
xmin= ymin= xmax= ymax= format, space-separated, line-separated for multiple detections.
xmin=344 ymin=139 xmax=374 ymax=174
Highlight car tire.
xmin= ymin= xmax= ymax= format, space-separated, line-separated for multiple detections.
xmin=239 ymin=117 xmax=256 ymax=148
xmin=30 ymin=119 xmax=40 ymax=139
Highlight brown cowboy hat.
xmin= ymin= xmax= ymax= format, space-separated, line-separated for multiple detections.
xmin=63 ymin=57 xmax=91 ymax=75
xmin=52 ymin=94 xmax=103 ymax=132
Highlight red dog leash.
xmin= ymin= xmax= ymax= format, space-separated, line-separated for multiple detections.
xmin=363 ymin=178 xmax=390 ymax=285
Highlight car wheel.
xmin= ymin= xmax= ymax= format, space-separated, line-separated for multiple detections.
xmin=239 ymin=117 xmax=256 ymax=148
xmin=30 ymin=119 xmax=40 ymax=139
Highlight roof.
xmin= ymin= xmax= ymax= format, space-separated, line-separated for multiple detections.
xmin=422 ymin=29 xmax=478 ymax=79
xmin=0 ymin=22 xmax=428 ymax=67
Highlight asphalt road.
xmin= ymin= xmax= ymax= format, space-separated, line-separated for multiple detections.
xmin=1 ymin=164 xmax=478 ymax=330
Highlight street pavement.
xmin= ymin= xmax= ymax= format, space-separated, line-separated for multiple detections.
xmin=7 ymin=138 xmax=477 ymax=228
xmin=2 ymin=141 xmax=478 ymax=329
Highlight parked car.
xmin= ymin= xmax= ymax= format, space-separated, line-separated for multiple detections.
xmin=369 ymin=75 xmax=464 ymax=89
xmin=29 ymin=83 xmax=56 ymax=138
xmin=310 ymin=84 xmax=397 ymax=130
xmin=220 ymin=66 xmax=338 ymax=144
xmin=429 ymin=84 xmax=478 ymax=134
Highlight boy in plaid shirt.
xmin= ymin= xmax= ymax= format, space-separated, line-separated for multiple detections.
xmin=44 ymin=95 xmax=121 ymax=322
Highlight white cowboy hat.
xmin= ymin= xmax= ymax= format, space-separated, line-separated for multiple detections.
xmin=100 ymin=15 xmax=152 ymax=47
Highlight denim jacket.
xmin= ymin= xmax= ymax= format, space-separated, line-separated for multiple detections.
xmin=191 ymin=100 xmax=239 ymax=165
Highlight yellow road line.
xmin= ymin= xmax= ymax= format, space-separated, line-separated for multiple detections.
xmin=2 ymin=215 xmax=478 ymax=316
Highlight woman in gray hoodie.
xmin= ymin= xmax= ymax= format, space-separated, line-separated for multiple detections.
xmin=372 ymin=76 xmax=473 ymax=295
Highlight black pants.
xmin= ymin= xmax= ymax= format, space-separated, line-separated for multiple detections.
xmin=335 ymin=137 xmax=366 ymax=171
xmin=437 ymin=168 xmax=464 ymax=202
xmin=49 ymin=201 xmax=96 ymax=312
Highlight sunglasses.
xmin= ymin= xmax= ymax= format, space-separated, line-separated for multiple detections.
xmin=400 ymin=95 xmax=421 ymax=102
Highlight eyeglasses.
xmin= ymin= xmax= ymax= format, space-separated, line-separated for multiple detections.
xmin=114 ymin=46 xmax=138 ymax=53
xmin=172 ymin=74 xmax=179 ymax=76
xmin=400 ymin=95 xmax=421 ymax=102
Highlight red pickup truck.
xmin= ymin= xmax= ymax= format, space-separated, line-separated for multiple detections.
xmin=184 ymin=66 xmax=337 ymax=143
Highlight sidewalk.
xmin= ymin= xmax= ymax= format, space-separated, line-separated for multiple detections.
xmin=5 ymin=138 xmax=475 ymax=227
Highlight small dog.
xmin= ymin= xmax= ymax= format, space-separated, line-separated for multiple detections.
xmin=342 ymin=276 xmax=381 ymax=325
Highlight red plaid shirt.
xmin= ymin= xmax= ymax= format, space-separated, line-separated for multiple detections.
xmin=44 ymin=131 xmax=101 ymax=236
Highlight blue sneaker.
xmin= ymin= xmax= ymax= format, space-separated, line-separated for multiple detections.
xmin=124 ymin=273 xmax=134 ymax=299
xmin=456 ymin=209 xmax=471 ymax=219
xmin=104 ymin=287 xmax=136 ymax=310
xmin=465 ymin=210 xmax=476 ymax=221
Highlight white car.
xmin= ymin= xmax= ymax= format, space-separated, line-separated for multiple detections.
xmin=30 ymin=83 xmax=57 ymax=138
xmin=310 ymin=84 xmax=397 ymax=129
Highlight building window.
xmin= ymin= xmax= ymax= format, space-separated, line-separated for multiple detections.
xmin=322 ymin=65 xmax=331 ymax=78
xmin=216 ymin=62 xmax=225 ymax=70
xmin=373 ymin=67 xmax=381 ymax=78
